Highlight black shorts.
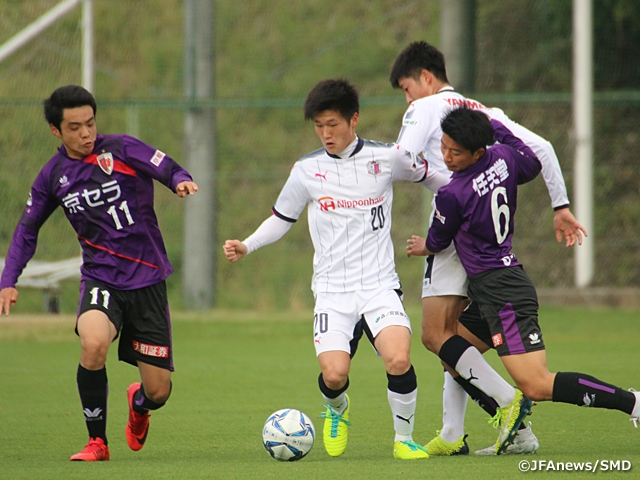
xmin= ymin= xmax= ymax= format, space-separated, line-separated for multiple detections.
xmin=458 ymin=266 xmax=545 ymax=357
xmin=78 ymin=279 xmax=173 ymax=371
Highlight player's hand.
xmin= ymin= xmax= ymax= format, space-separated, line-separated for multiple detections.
xmin=176 ymin=181 xmax=198 ymax=197
xmin=553 ymin=208 xmax=587 ymax=247
xmin=223 ymin=240 xmax=248 ymax=263
xmin=406 ymin=235 xmax=429 ymax=257
xmin=0 ymin=287 xmax=19 ymax=316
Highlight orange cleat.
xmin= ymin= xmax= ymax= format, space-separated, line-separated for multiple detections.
xmin=70 ymin=437 xmax=110 ymax=461
xmin=126 ymin=382 xmax=150 ymax=451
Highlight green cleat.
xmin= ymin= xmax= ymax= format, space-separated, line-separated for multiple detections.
xmin=424 ymin=431 xmax=469 ymax=456
xmin=493 ymin=389 xmax=533 ymax=455
xmin=320 ymin=394 xmax=351 ymax=456
xmin=393 ymin=440 xmax=429 ymax=459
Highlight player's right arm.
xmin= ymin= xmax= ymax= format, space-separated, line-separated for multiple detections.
xmin=223 ymin=215 xmax=293 ymax=262
xmin=223 ymin=161 xmax=307 ymax=263
xmin=0 ymin=287 xmax=18 ymax=316
xmin=396 ymin=99 xmax=439 ymax=155
xmin=0 ymin=169 xmax=59 ymax=315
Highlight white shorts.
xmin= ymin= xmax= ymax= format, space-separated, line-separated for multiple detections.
xmin=313 ymin=286 xmax=412 ymax=356
xmin=422 ymin=242 xmax=468 ymax=298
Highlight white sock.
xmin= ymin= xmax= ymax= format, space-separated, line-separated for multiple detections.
xmin=388 ymin=388 xmax=417 ymax=442
xmin=440 ymin=371 xmax=468 ymax=443
xmin=456 ymin=347 xmax=515 ymax=407
xmin=631 ymin=391 xmax=640 ymax=418
xmin=323 ymin=392 xmax=347 ymax=414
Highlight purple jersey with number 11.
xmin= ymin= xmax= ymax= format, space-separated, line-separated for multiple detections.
xmin=426 ymin=121 xmax=542 ymax=277
xmin=0 ymin=134 xmax=192 ymax=290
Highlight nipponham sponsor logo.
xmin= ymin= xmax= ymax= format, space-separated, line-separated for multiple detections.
xmin=318 ymin=195 xmax=385 ymax=212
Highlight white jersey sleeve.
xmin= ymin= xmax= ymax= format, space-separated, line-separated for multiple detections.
xmin=390 ymin=145 xmax=450 ymax=193
xmin=396 ymin=100 xmax=442 ymax=156
xmin=485 ymin=107 xmax=570 ymax=209
xmin=242 ymin=215 xmax=293 ymax=254
xmin=272 ymin=162 xmax=310 ymax=221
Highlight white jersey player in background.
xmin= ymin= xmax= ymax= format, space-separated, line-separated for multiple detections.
xmin=389 ymin=41 xmax=587 ymax=455
xmin=223 ymin=79 xmax=448 ymax=460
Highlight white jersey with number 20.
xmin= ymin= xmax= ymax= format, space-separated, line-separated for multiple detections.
xmin=273 ymin=137 xmax=447 ymax=294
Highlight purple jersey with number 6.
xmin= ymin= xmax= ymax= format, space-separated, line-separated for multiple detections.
xmin=1 ymin=134 xmax=192 ymax=290
xmin=426 ymin=121 xmax=542 ymax=277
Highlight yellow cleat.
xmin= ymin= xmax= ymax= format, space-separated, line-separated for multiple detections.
xmin=320 ymin=394 xmax=351 ymax=456
xmin=393 ymin=440 xmax=429 ymax=459
xmin=492 ymin=389 xmax=533 ymax=454
xmin=424 ymin=431 xmax=469 ymax=456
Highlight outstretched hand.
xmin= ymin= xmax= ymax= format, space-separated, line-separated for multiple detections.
xmin=0 ymin=287 xmax=18 ymax=316
xmin=406 ymin=235 xmax=429 ymax=258
xmin=176 ymin=181 xmax=198 ymax=198
xmin=223 ymin=240 xmax=248 ymax=263
xmin=554 ymin=208 xmax=587 ymax=247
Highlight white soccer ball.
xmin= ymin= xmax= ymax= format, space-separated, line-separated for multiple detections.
xmin=262 ymin=408 xmax=315 ymax=461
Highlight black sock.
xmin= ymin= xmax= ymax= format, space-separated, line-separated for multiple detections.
xmin=77 ymin=365 xmax=108 ymax=443
xmin=318 ymin=373 xmax=349 ymax=398
xmin=132 ymin=383 xmax=170 ymax=414
xmin=438 ymin=335 xmax=473 ymax=369
xmin=552 ymin=372 xmax=635 ymax=414
xmin=387 ymin=365 xmax=417 ymax=394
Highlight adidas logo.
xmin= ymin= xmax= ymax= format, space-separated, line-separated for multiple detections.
xmin=529 ymin=332 xmax=541 ymax=345
xmin=83 ymin=407 xmax=104 ymax=421
xmin=59 ymin=175 xmax=69 ymax=187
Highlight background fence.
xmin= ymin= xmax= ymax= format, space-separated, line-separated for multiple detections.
xmin=1 ymin=0 xmax=638 ymax=312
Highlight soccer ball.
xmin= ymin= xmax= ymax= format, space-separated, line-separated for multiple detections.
xmin=262 ymin=408 xmax=315 ymax=461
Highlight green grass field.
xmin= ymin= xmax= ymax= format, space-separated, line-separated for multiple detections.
xmin=1 ymin=306 xmax=639 ymax=479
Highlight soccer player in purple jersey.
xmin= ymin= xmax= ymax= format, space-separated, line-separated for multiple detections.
xmin=407 ymin=107 xmax=640 ymax=453
xmin=390 ymin=40 xmax=587 ymax=456
xmin=0 ymin=85 xmax=198 ymax=461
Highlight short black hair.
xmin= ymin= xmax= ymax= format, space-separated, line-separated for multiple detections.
xmin=389 ymin=41 xmax=449 ymax=88
xmin=441 ymin=107 xmax=494 ymax=154
xmin=44 ymin=85 xmax=97 ymax=130
xmin=303 ymin=79 xmax=359 ymax=122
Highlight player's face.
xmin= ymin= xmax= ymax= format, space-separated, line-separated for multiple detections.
xmin=397 ymin=70 xmax=435 ymax=103
xmin=313 ymin=110 xmax=358 ymax=155
xmin=441 ymin=133 xmax=484 ymax=172
xmin=50 ymin=105 xmax=97 ymax=159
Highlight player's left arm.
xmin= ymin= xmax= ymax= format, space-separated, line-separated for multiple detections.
xmin=122 ymin=135 xmax=195 ymax=194
xmin=491 ymin=120 xmax=587 ymax=247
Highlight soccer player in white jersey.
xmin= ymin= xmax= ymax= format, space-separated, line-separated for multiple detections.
xmin=223 ymin=79 xmax=448 ymax=460
xmin=389 ymin=41 xmax=588 ymax=455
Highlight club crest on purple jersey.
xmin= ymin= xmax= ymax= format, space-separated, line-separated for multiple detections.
xmin=97 ymin=152 xmax=114 ymax=175
xmin=367 ymin=160 xmax=381 ymax=176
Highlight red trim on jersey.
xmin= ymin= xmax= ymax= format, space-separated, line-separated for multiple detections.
xmin=84 ymin=153 xmax=137 ymax=176
xmin=79 ymin=237 xmax=159 ymax=269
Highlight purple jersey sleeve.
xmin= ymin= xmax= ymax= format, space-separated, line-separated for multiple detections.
xmin=0 ymin=161 xmax=60 ymax=289
xmin=425 ymin=189 xmax=462 ymax=254
xmin=491 ymin=119 xmax=541 ymax=184
xmin=119 ymin=135 xmax=193 ymax=190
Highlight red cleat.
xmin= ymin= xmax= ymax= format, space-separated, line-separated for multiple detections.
xmin=70 ymin=437 xmax=110 ymax=461
xmin=126 ymin=382 xmax=150 ymax=451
